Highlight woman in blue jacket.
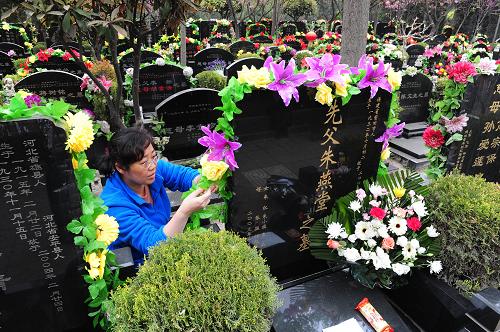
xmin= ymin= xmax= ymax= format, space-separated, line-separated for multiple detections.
xmin=100 ymin=127 xmax=212 ymax=264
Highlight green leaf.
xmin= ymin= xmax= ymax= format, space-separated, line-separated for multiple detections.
xmin=67 ymin=219 xmax=83 ymax=234
xmin=62 ymin=12 xmax=71 ymax=33
xmin=445 ymin=133 xmax=463 ymax=145
xmin=74 ymin=236 xmax=88 ymax=247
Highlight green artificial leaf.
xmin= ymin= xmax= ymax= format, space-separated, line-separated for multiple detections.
xmin=445 ymin=133 xmax=463 ymax=145
xmin=62 ymin=12 xmax=71 ymax=32
xmin=74 ymin=236 xmax=88 ymax=246
xmin=67 ymin=219 xmax=83 ymax=234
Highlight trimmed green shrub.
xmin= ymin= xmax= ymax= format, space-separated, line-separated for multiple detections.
xmin=283 ymin=0 xmax=318 ymax=21
xmin=427 ymin=174 xmax=500 ymax=295
xmin=195 ymin=70 xmax=227 ymax=91
xmin=111 ymin=230 xmax=281 ymax=332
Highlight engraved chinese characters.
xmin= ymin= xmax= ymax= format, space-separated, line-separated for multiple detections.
xmin=0 ymin=118 xmax=89 ymax=331
xmin=447 ymin=74 xmax=500 ymax=182
xmin=398 ymin=73 xmax=433 ymax=123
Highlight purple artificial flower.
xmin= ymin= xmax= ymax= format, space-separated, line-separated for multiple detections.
xmin=82 ymin=108 xmax=95 ymax=119
xmin=7 ymin=50 xmax=16 ymax=57
xmin=24 ymin=94 xmax=42 ymax=108
xmin=357 ymin=59 xmax=392 ymax=99
xmin=304 ymin=52 xmax=349 ymax=87
xmin=442 ymin=114 xmax=469 ymax=133
xmin=375 ymin=122 xmax=406 ymax=149
xmin=263 ymin=56 xmax=273 ymax=69
xmin=267 ymin=59 xmax=307 ymax=106
xmin=198 ymin=125 xmax=242 ymax=171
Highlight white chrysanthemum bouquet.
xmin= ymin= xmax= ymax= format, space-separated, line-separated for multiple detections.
xmin=310 ymin=171 xmax=442 ymax=289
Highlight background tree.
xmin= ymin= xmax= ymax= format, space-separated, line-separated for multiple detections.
xmin=282 ymin=0 xmax=318 ymax=22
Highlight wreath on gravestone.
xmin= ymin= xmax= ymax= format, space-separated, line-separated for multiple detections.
xmin=180 ymin=53 xmax=404 ymax=229
xmin=0 ymin=22 xmax=33 ymax=50
xmin=185 ymin=18 xmax=200 ymax=37
xmin=245 ymin=22 xmax=273 ymax=43
xmin=0 ymin=91 xmax=121 ymax=329
xmin=277 ymin=22 xmax=298 ymax=37
xmin=208 ymin=19 xmax=233 ymax=44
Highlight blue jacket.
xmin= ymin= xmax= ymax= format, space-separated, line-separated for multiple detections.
xmin=100 ymin=160 xmax=199 ymax=264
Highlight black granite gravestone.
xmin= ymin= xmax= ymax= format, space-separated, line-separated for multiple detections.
xmin=446 ymin=74 xmax=500 ymax=183
xmin=120 ymin=50 xmax=162 ymax=76
xmin=193 ymin=47 xmax=235 ymax=75
xmin=433 ymin=34 xmax=447 ymax=44
xmin=138 ymin=64 xmax=189 ymax=114
xmin=0 ymin=42 xmax=25 ymax=59
xmin=406 ymin=44 xmax=425 ymax=66
xmin=32 ymin=57 xmax=85 ymax=76
xmin=155 ymin=88 xmax=221 ymax=161
xmin=0 ymin=51 xmax=14 ymax=77
xmin=174 ymin=43 xmax=199 ymax=67
xmin=286 ymin=40 xmax=302 ymax=51
xmin=398 ymin=73 xmax=433 ymax=123
xmin=0 ymin=118 xmax=89 ymax=331
xmin=227 ymin=88 xmax=391 ymax=282
xmin=229 ymin=40 xmax=256 ymax=55
xmin=225 ymin=57 xmax=264 ymax=79
xmin=0 ymin=26 xmax=25 ymax=46
xmin=375 ymin=22 xmax=395 ymax=37
xmin=279 ymin=23 xmax=297 ymax=37
xmin=15 ymin=70 xmax=90 ymax=110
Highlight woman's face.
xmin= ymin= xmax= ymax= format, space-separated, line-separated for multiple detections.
xmin=117 ymin=144 xmax=158 ymax=186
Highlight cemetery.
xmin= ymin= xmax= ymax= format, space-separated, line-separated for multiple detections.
xmin=0 ymin=0 xmax=499 ymax=331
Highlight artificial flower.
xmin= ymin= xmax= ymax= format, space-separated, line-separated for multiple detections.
xmin=411 ymin=200 xmax=428 ymax=218
xmin=396 ymin=236 xmax=408 ymax=247
xmin=392 ymin=263 xmax=411 ymax=275
xmin=85 ymin=250 xmax=107 ymax=280
xmin=201 ymin=160 xmax=229 ymax=181
xmin=369 ymin=183 xmax=387 ymax=198
xmin=72 ymin=157 xmax=88 ymax=169
xmin=475 ymin=58 xmax=497 ymax=75
xmin=327 ymin=239 xmax=340 ymax=249
xmin=155 ymin=57 xmax=166 ymax=66
xmin=367 ymin=239 xmax=377 ymax=248
xmin=417 ymin=247 xmax=426 ymax=254
xmin=95 ymin=214 xmax=119 ymax=245
xmin=393 ymin=187 xmax=406 ymax=198
xmin=380 ymin=147 xmax=391 ymax=161
xmin=387 ymin=67 xmax=402 ymax=90
xmin=63 ymin=111 xmax=95 ymax=153
xmin=349 ymin=200 xmax=362 ymax=212
xmin=381 ymin=237 xmax=395 ymax=250
xmin=6 ymin=50 xmax=15 ymax=57
xmin=442 ymin=114 xmax=469 ymax=133
xmin=393 ymin=207 xmax=407 ymax=218
xmin=406 ymin=216 xmax=422 ymax=232
xmin=357 ymin=58 xmax=392 ymax=98
xmin=448 ymin=61 xmax=477 ymax=84
xmin=355 ymin=221 xmax=376 ymax=241
xmin=24 ymin=94 xmax=42 ymax=108
xmin=405 ymin=66 xmax=418 ymax=77
xmin=388 ymin=216 xmax=407 ymax=236
xmin=372 ymin=247 xmax=392 ymax=270
xmin=356 ymin=189 xmax=366 ymax=201
xmin=325 ymin=222 xmax=348 ymax=239
xmin=360 ymin=248 xmax=374 ymax=260
xmin=422 ymin=127 xmax=444 ymax=148
xmin=267 ymin=59 xmax=307 ymax=106
xmin=369 ymin=207 xmax=386 ymax=220
xmin=198 ymin=126 xmax=242 ymax=171
xmin=348 ymin=234 xmax=357 ymax=243
xmin=315 ymin=83 xmax=334 ymax=105
xmin=304 ymin=52 xmax=349 ymax=87
xmin=334 ymin=80 xmax=348 ymax=97
xmin=237 ymin=65 xmax=271 ymax=89
xmin=343 ymin=248 xmax=361 ymax=262
xmin=376 ymin=223 xmax=389 ymax=238
xmin=401 ymin=239 xmax=420 ymax=260
xmin=369 ymin=200 xmax=381 ymax=207
xmin=375 ymin=122 xmax=405 ymax=149
xmin=426 ymin=225 xmax=440 ymax=237
xmin=429 ymin=260 xmax=443 ymax=274
xmin=36 ymin=49 xmax=51 ymax=62
xmin=1 ymin=22 xmax=10 ymax=30
xmin=97 ymin=75 xmax=113 ymax=92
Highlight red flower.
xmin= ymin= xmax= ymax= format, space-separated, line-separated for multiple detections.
xmin=369 ymin=207 xmax=386 ymax=220
xmin=62 ymin=52 xmax=72 ymax=61
xmin=448 ymin=61 xmax=477 ymax=84
xmin=406 ymin=217 xmax=422 ymax=232
xmin=253 ymin=43 xmax=259 ymax=48
xmin=84 ymin=61 xmax=93 ymax=69
xmin=36 ymin=50 xmax=50 ymax=62
xmin=423 ymin=127 xmax=445 ymax=148
xmin=240 ymin=37 xmax=246 ymax=41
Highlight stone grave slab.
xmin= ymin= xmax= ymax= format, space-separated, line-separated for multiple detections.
xmin=227 ymin=88 xmax=391 ymax=282
xmin=0 ymin=118 xmax=89 ymax=331
xmin=406 ymin=44 xmax=425 ymax=66
xmin=225 ymin=57 xmax=264 ymax=79
xmin=15 ymin=70 xmax=90 ymax=110
xmin=32 ymin=57 xmax=85 ymax=77
xmin=446 ymin=74 xmax=500 ymax=183
xmin=138 ymin=64 xmax=189 ymax=114
xmin=155 ymin=88 xmax=221 ymax=161
xmin=119 ymin=50 xmax=161 ymax=76
xmin=0 ymin=42 xmax=25 ymax=59
xmin=402 ymin=121 xmax=427 ymax=138
xmin=389 ymin=136 xmax=429 ymax=159
xmin=229 ymin=40 xmax=256 ymax=55
xmin=193 ymin=47 xmax=235 ymax=75
xmin=174 ymin=43 xmax=198 ymax=66
xmin=0 ymin=51 xmax=14 ymax=77
xmin=398 ymin=73 xmax=433 ymax=123
xmin=0 ymin=26 xmax=25 ymax=46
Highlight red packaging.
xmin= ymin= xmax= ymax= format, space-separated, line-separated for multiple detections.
xmin=355 ymin=297 xmax=394 ymax=332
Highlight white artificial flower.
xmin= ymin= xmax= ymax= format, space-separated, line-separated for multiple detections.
xmin=402 ymin=239 xmax=420 ymax=260
xmin=337 ymin=248 xmax=345 ymax=257
xmin=126 ymin=68 xmax=134 ymax=76
xmin=367 ymin=239 xmax=377 ymax=248
xmin=426 ymin=225 xmax=440 ymax=238
xmin=405 ymin=66 xmax=418 ymax=77
xmin=394 ymin=50 xmax=403 ymax=59
xmin=372 ymin=247 xmax=392 ymax=270
xmin=369 ymin=184 xmax=386 ymax=198
xmin=417 ymin=247 xmax=426 ymax=254
xmin=349 ymin=200 xmax=362 ymax=212
xmin=389 ymin=216 xmax=407 ymax=236
xmin=376 ymin=224 xmax=389 ymax=238
xmin=414 ymin=57 xmax=423 ymax=67
xmin=355 ymin=221 xmax=376 ymax=241
xmin=392 ymin=263 xmax=411 ymax=276
xmin=360 ymin=248 xmax=373 ymax=260
xmin=124 ymin=99 xmax=133 ymax=107
xmin=183 ymin=66 xmax=193 ymax=78
xmin=325 ymin=222 xmax=347 ymax=239
xmin=96 ymin=120 xmax=110 ymax=134
xmin=155 ymin=57 xmax=166 ymax=66
xmin=393 ymin=207 xmax=407 ymax=218
xmin=362 ymin=213 xmax=370 ymax=220
xmin=408 ymin=190 xmax=415 ymax=197
xmin=429 ymin=261 xmax=443 ymax=274
xmin=476 ymin=58 xmax=497 ymax=75
xmin=369 ymin=200 xmax=381 ymax=207
xmin=348 ymin=234 xmax=357 ymax=243
xmin=356 ymin=189 xmax=366 ymax=201
xmin=411 ymin=200 xmax=428 ymax=218
xmin=343 ymin=248 xmax=361 ymax=262
xmin=396 ymin=236 xmax=408 ymax=247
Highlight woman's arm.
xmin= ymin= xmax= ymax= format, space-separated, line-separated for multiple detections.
xmin=157 ymin=160 xmax=199 ymax=192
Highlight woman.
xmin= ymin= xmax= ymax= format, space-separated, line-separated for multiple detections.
xmin=100 ymin=127 xmax=211 ymax=265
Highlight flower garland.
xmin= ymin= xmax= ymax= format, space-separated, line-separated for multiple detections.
xmin=0 ymin=91 xmax=120 ymax=329
xmin=14 ymin=48 xmax=93 ymax=77
xmin=0 ymin=22 xmax=32 ymax=50
xmin=245 ymin=22 xmax=273 ymax=42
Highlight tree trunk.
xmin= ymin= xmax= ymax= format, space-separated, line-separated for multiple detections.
xmin=340 ymin=0 xmax=370 ymax=66
xmin=132 ymin=36 xmax=143 ymax=126
xmin=180 ymin=23 xmax=187 ymax=66
xmin=271 ymin=0 xmax=279 ymax=36
xmin=227 ymin=0 xmax=240 ymax=38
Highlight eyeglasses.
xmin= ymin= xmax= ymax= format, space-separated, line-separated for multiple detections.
xmin=139 ymin=155 xmax=158 ymax=169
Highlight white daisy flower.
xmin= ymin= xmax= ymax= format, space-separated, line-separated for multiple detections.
xmin=429 ymin=261 xmax=443 ymax=274
xmin=389 ymin=216 xmax=407 ymax=236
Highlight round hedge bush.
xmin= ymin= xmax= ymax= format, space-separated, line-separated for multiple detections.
xmin=427 ymin=174 xmax=500 ymax=294
xmin=195 ymin=70 xmax=227 ymax=91
xmin=110 ymin=230 xmax=281 ymax=332
xmin=282 ymin=0 xmax=317 ymax=21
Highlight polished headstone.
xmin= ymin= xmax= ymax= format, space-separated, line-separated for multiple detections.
xmin=0 ymin=42 xmax=25 ymax=59
xmin=193 ymin=47 xmax=234 ymax=75
xmin=0 ymin=26 xmax=25 ymax=46
xmin=120 ymin=50 xmax=162 ymax=76
xmin=229 ymin=40 xmax=256 ymax=55
xmin=32 ymin=56 xmax=85 ymax=77
xmin=446 ymin=74 xmax=500 ymax=182
xmin=0 ymin=51 xmax=14 ymax=77
xmin=406 ymin=44 xmax=425 ymax=66
xmin=398 ymin=73 xmax=433 ymax=123
xmin=155 ymin=88 xmax=221 ymax=161
xmin=0 ymin=118 xmax=89 ymax=331
xmin=226 ymin=57 xmax=264 ymax=79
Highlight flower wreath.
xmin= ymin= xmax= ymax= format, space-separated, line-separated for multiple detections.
xmin=185 ymin=18 xmax=200 ymax=37
xmin=277 ymin=22 xmax=298 ymax=37
xmin=245 ymin=22 xmax=273 ymax=42
xmin=0 ymin=22 xmax=33 ymax=50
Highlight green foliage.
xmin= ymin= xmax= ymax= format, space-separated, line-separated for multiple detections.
xmin=282 ymin=0 xmax=318 ymax=21
xmin=236 ymin=52 xmax=260 ymax=60
xmin=293 ymin=50 xmax=313 ymax=66
xmin=427 ymin=174 xmax=500 ymax=294
xmin=31 ymin=41 xmax=47 ymax=53
xmin=110 ymin=231 xmax=281 ymax=332
xmin=195 ymin=70 xmax=227 ymax=91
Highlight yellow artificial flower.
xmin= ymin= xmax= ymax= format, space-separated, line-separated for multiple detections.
xmin=71 ymin=157 xmax=88 ymax=169
xmin=393 ymin=187 xmax=406 ymax=198
xmin=118 ymin=33 xmax=125 ymax=40
xmin=278 ymin=45 xmax=286 ymax=52
xmin=387 ymin=68 xmax=402 ymax=91
xmin=200 ymin=154 xmax=208 ymax=166
xmin=19 ymin=27 xmax=25 ymax=33
xmin=17 ymin=90 xmax=30 ymax=98
xmin=24 ymin=42 xmax=33 ymax=49
xmin=17 ymin=68 xmax=28 ymax=77
xmin=381 ymin=147 xmax=391 ymax=161
xmin=63 ymin=111 xmax=95 ymax=153
xmin=95 ymin=214 xmax=119 ymax=245
xmin=315 ymin=83 xmax=333 ymax=106
xmin=28 ymin=55 xmax=36 ymax=63
xmin=335 ymin=81 xmax=348 ymax=97
xmin=237 ymin=65 xmax=271 ymax=89
xmin=202 ymin=160 xmax=229 ymax=181
xmin=2 ymin=23 xmax=10 ymax=31
xmin=85 ymin=250 xmax=107 ymax=280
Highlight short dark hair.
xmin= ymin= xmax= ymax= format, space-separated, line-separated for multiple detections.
xmin=101 ymin=127 xmax=153 ymax=176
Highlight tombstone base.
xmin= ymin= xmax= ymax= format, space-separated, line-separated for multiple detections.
xmin=402 ymin=122 xmax=427 ymax=138
xmin=389 ymin=138 xmax=429 ymax=171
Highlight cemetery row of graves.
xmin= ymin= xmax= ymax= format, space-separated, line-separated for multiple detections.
xmin=0 ymin=14 xmax=499 ymax=332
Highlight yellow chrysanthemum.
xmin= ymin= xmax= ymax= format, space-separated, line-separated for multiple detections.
xmin=24 ymin=42 xmax=33 ymax=49
xmin=315 ymin=83 xmax=333 ymax=106
xmin=95 ymin=214 xmax=119 ymax=245
xmin=334 ymin=81 xmax=348 ymax=97
xmin=85 ymin=250 xmax=107 ymax=280
xmin=63 ymin=111 xmax=95 ymax=153
xmin=387 ymin=68 xmax=402 ymax=91
xmin=2 ymin=23 xmax=10 ymax=31
xmin=381 ymin=147 xmax=391 ymax=161
xmin=19 ymin=27 xmax=25 ymax=33
xmin=28 ymin=55 xmax=36 ymax=63
xmin=393 ymin=187 xmax=406 ymax=198
xmin=237 ymin=65 xmax=271 ymax=89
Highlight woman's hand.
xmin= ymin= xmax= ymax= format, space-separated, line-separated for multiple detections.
xmin=177 ymin=188 xmax=212 ymax=215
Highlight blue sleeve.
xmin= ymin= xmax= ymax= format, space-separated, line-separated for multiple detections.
xmin=107 ymin=205 xmax=167 ymax=256
xmin=157 ymin=160 xmax=199 ymax=192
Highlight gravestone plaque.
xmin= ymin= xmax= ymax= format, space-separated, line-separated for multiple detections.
xmin=229 ymin=40 xmax=256 ymax=55
xmin=446 ymin=74 xmax=500 ymax=182
xmin=0 ymin=118 xmax=89 ymax=331
xmin=193 ymin=47 xmax=235 ymax=75
xmin=0 ymin=42 xmax=25 ymax=59
xmin=174 ymin=43 xmax=199 ymax=66
xmin=199 ymin=20 xmax=217 ymax=40
xmin=0 ymin=51 xmax=14 ymax=77
xmin=398 ymin=73 xmax=433 ymax=123
xmin=138 ymin=64 xmax=189 ymax=114
xmin=32 ymin=57 xmax=85 ymax=76
xmin=155 ymin=88 xmax=221 ymax=160
xmin=15 ymin=70 xmax=90 ymax=110
xmin=120 ymin=50 xmax=161 ymax=76
xmin=0 ymin=26 xmax=24 ymax=46
xmin=406 ymin=44 xmax=425 ymax=66
xmin=227 ymin=88 xmax=391 ymax=282
xmin=226 ymin=57 xmax=264 ymax=79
